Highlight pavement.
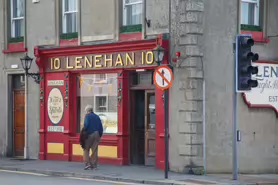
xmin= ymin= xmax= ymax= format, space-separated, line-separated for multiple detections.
xmin=0 ymin=158 xmax=278 ymax=185
xmin=0 ymin=170 xmax=141 ymax=185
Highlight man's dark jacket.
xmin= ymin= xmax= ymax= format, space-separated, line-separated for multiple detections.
xmin=84 ymin=112 xmax=103 ymax=137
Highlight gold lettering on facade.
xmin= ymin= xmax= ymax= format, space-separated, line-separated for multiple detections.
xmin=66 ymin=57 xmax=74 ymax=69
xmin=141 ymin=51 xmax=145 ymax=65
xmin=51 ymin=58 xmax=61 ymax=70
xmin=49 ymin=51 xmax=156 ymax=71
xmin=94 ymin=55 xmax=102 ymax=68
xmin=126 ymin=52 xmax=134 ymax=66
xmin=75 ymin=56 xmax=83 ymax=69
xmin=104 ymin=54 xmax=113 ymax=67
xmin=146 ymin=51 xmax=154 ymax=64
xmin=115 ymin=54 xmax=123 ymax=66
xmin=84 ymin=56 xmax=92 ymax=68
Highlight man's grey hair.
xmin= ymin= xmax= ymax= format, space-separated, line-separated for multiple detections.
xmin=85 ymin=104 xmax=94 ymax=113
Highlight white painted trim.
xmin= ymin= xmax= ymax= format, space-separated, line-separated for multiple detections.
xmin=81 ymin=34 xmax=114 ymax=42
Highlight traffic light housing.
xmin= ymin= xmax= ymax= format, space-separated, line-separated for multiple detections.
xmin=236 ymin=34 xmax=259 ymax=92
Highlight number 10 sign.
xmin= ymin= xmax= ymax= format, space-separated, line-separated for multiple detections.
xmin=154 ymin=66 xmax=174 ymax=90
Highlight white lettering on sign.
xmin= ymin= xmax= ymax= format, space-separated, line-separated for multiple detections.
xmin=244 ymin=62 xmax=278 ymax=113
xmin=47 ymin=126 xmax=64 ymax=132
xmin=48 ymin=80 xmax=64 ymax=86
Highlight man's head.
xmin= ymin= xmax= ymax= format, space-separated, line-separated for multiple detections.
xmin=85 ymin=104 xmax=93 ymax=114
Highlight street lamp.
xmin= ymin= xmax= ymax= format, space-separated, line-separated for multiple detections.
xmin=20 ymin=53 xmax=41 ymax=84
xmin=152 ymin=44 xmax=165 ymax=66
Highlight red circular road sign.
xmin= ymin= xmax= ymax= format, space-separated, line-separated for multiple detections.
xmin=153 ymin=66 xmax=174 ymax=90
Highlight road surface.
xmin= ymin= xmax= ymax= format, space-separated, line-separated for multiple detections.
xmin=0 ymin=169 xmax=146 ymax=185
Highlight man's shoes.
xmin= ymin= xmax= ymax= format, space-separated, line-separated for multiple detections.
xmin=84 ymin=164 xmax=91 ymax=170
xmin=90 ymin=165 xmax=98 ymax=170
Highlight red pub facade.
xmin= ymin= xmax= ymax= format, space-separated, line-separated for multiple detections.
xmin=35 ymin=36 xmax=169 ymax=170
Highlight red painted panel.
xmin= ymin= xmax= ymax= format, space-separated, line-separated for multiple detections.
xmin=44 ymin=72 xmax=70 ymax=160
xmin=241 ymin=31 xmax=269 ymax=43
xmin=155 ymin=87 xmax=165 ymax=170
xmin=117 ymin=71 xmax=130 ymax=165
xmin=119 ymin=33 xmax=142 ymax=42
xmin=2 ymin=42 xmax=27 ymax=54
xmin=60 ymin=39 xmax=78 ymax=47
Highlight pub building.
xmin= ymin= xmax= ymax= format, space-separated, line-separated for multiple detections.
xmin=36 ymin=36 xmax=169 ymax=169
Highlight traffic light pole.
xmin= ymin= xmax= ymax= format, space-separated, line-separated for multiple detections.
xmin=233 ymin=71 xmax=239 ymax=180
xmin=233 ymin=41 xmax=239 ymax=180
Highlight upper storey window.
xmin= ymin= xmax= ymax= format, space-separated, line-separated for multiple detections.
xmin=241 ymin=0 xmax=260 ymax=26
xmin=11 ymin=0 xmax=24 ymax=38
xmin=62 ymin=0 xmax=77 ymax=33
xmin=123 ymin=0 xmax=142 ymax=26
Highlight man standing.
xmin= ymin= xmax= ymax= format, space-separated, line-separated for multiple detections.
xmin=83 ymin=105 xmax=103 ymax=170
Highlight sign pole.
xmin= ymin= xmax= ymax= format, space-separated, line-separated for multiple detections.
xmin=164 ymin=88 xmax=169 ymax=179
xmin=153 ymin=65 xmax=173 ymax=179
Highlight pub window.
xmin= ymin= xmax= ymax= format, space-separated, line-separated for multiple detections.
xmin=122 ymin=0 xmax=143 ymax=26
xmin=241 ymin=0 xmax=260 ymax=26
xmin=12 ymin=74 xmax=25 ymax=89
xmin=62 ymin=0 xmax=77 ymax=34
xmin=10 ymin=0 xmax=24 ymax=39
xmin=76 ymin=73 xmax=118 ymax=134
xmin=94 ymin=74 xmax=107 ymax=84
xmin=130 ymin=71 xmax=154 ymax=86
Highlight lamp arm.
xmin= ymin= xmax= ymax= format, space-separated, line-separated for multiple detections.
xmin=27 ymin=73 xmax=41 ymax=84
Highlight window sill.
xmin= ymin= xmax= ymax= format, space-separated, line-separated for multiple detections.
xmin=120 ymin=24 xmax=142 ymax=33
xmin=2 ymin=42 xmax=27 ymax=54
xmin=241 ymin=30 xmax=269 ymax=43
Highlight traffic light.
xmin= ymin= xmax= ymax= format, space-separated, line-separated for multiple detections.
xmin=236 ymin=34 xmax=259 ymax=92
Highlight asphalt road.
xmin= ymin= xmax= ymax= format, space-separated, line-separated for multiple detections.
xmin=0 ymin=170 xmax=145 ymax=185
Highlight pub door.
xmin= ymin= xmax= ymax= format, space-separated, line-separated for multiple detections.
xmin=144 ymin=90 xmax=156 ymax=166
xmin=13 ymin=90 xmax=25 ymax=157
xmin=130 ymin=89 xmax=156 ymax=166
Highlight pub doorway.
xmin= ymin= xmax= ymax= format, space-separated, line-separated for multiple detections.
xmin=129 ymin=71 xmax=156 ymax=166
xmin=11 ymin=75 xmax=26 ymax=157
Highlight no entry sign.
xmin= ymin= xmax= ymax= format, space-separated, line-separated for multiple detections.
xmin=153 ymin=66 xmax=174 ymax=90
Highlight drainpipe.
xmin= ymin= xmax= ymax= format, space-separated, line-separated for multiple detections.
xmin=202 ymin=62 xmax=206 ymax=175
xmin=23 ymin=0 xmax=29 ymax=160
